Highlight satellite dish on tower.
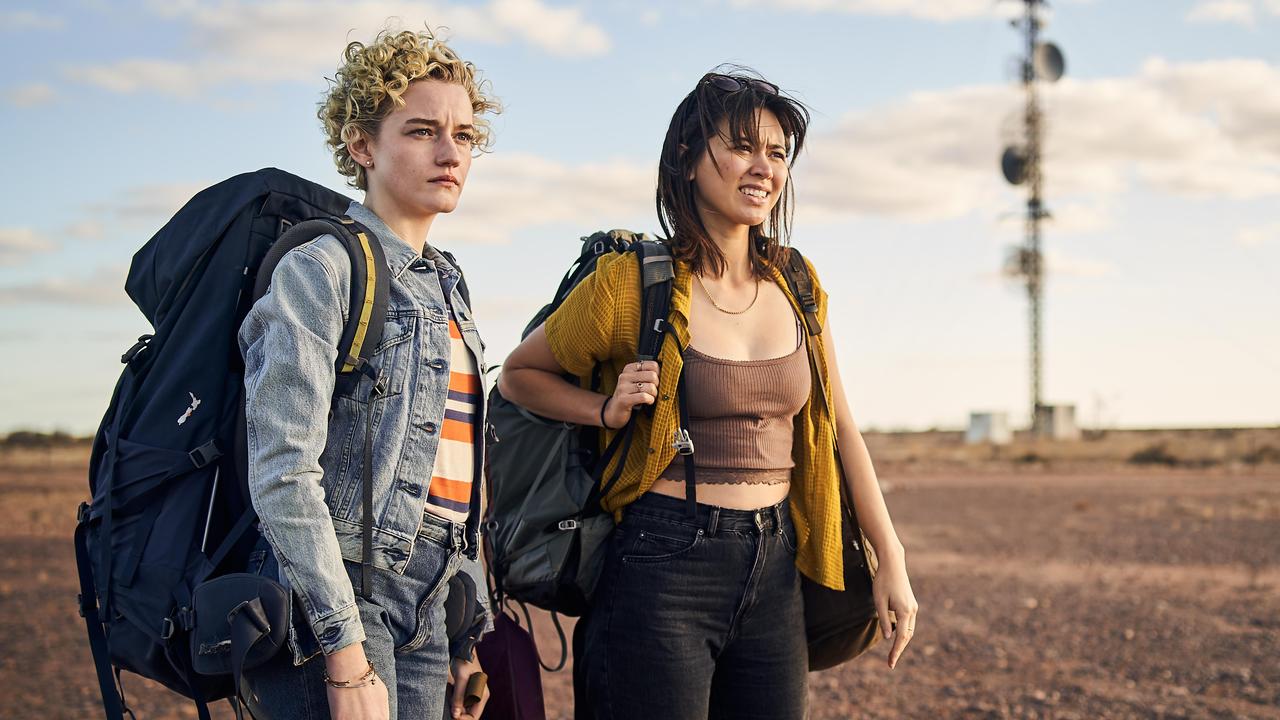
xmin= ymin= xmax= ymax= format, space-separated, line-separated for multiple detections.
xmin=1001 ymin=146 xmax=1029 ymax=185
xmin=1033 ymin=42 xmax=1065 ymax=82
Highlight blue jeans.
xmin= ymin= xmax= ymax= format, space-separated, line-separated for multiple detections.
xmin=241 ymin=512 xmax=468 ymax=720
xmin=582 ymin=492 xmax=808 ymax=720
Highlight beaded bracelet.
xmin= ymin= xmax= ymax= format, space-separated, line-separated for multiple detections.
xmin=324 ymin=661 xmax=378 ymax=689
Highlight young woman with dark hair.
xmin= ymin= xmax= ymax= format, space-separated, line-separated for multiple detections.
xmin=499 ymin=68 xmax=919 ymax=719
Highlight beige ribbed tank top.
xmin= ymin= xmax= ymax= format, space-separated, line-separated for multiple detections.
xmin=660 ymin=325 xmax=812 ymax=485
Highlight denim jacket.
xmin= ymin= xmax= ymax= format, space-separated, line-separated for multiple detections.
xmin=240 ymin=201 xmax=487 ymax=659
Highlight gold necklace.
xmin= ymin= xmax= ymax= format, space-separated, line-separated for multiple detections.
xmin=695 ymin=274 xmax=760 ymax=315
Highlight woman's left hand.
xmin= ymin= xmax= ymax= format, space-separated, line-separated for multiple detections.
xmin=872 ymin=552 xmax=919 ymax=670
xmin=448 ymin=655 xmax=489 ymax=719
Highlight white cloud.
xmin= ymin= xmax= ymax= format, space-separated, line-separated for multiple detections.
xmin=69 ymin=59 xmax=199 ymax=97
xmin=64 ymin=221 xmax=106 ymax=240
xmin=434 ymin=153 xmax=654 ymax=243
xmin=489 ymin=0 xmax=609 ymax=55
xmin=0 ymin=228 xmax=56 ymax=267
xmin=799 ymin=84 xmax=1014 ymax=223
xmin=1236 ymin=222 xmax=1280 ymax=246
xmin=1186 ymin=0 xmax=1280 ymax=24
xmin=797 ymin=58 xmax=1280 ymax=223
xmin=6 ymin=83 xmax=56 ymax=108
xmin=72 ymin=0 xmax=609 ymax=99
xmin=0 ymin=264 xmax=129 ymax=307
xmin=728 ymin=0 xmax=1011 ymax=21
xmin=0 ymin=11 xmax=64 ymax=30
xmin=1186 ymin=0 xmax=1257 ymax=25
xmin=86 ymin=184 xmax=207 ymax=223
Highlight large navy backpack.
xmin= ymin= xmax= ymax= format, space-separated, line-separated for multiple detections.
xmin=74 ymin=168 xmax=390 ymax=719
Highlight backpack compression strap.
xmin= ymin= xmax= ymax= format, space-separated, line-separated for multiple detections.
xmin=780 ymin=248 xmax=821 ymax=336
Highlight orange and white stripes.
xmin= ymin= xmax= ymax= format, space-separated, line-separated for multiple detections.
xmin=425 ymin=319 xmax=479 ymax=523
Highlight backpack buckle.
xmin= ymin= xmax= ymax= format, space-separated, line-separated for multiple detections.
xmin=557 ymin=519 xmax=579 ymax=531
xmin=673 ymin=429 xmax=695 ymax=456
xmin=188 ymin=440 xmax=221 ymax=469
xmin=120 ymin=334 xmax=153 ymax=364
xmin=76 ymin=501 xmax=91 ymax=525
xmin=160 ymin=617 xmax=175 ymax=641
xmin=176 ymin=606 xmax=195 ymax=631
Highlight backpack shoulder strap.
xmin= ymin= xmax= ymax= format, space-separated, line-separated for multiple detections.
xmin=253 ymin=216 xmax=389 ymax=383
xmin=630 ymin=238 xmax=674 ymax=361
xmin=583 ymin=235 xmax=673 ymax=510
xmin=780 ymin=247 xmax=822 ymax=337
xmin=250 ymin=216 xmax=389 ymax=601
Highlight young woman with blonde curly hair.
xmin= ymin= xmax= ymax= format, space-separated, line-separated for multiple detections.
xmin=239 ymin=27 xmax=498 ymax=720
xmin=500 ymin=68 xmax=919 ymax=719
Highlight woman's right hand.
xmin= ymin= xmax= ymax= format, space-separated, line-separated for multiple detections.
xmin=604 ymin=360 xmax=661 ymax=429
xmin=325 ymin=646 xmax=389 ymax=720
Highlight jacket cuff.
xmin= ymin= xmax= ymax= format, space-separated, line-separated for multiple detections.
xmin=313 ymin=602 xmax=367 ymax=656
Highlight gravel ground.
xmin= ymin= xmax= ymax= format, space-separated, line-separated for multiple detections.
xmin=2 ymin=457 xmax=1276 ymax=719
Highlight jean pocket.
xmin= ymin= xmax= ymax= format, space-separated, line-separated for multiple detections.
xmin=620 ymin=525 xmax=704 ymax=564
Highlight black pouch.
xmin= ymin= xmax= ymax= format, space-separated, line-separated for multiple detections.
xmin=190 ymin=573 xmax=290 ymax=684
xmin=802 ymin=467 xmax=882 ymax=672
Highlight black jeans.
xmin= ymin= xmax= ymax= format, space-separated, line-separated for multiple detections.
xmin=581 ymin=492 xmax=808 ymax=720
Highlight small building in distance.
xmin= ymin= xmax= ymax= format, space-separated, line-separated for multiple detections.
xmin=1035 ymin=404 xmax=1081 ymax=441
xmin=966 ymin=411 xmax=1012 ymax=445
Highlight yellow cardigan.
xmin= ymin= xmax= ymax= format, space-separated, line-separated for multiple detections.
xmin=544 ymin=250 xmax=847 ymax=590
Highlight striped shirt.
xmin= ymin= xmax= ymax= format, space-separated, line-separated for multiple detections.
xmin=424 ymin=317 xmax=480 ymax=523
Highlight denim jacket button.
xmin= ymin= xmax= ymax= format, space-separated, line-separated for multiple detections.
xmin=429 ymin=359 xmax=446 ymax=370
xmin=401 ymin=481 xmax=422 ymax=497
xmin=424 ymin=422 xmax=438 ymax=434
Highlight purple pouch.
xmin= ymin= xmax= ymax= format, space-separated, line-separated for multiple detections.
xmin=475 ymin=610 xmax=548 ymax=720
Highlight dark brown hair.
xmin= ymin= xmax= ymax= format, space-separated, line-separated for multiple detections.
xmin=656 ymin=66 xmax=811 ymax=278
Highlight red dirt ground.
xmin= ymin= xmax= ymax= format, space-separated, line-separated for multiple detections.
xmin=2 ymin=454 xmax=1276 ymax=719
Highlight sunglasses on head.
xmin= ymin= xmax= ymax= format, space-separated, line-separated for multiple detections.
xmin=702 ymin=73 xmax=779 ymax=96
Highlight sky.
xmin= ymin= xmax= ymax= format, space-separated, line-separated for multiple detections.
xmin=1 ymin=0 xmax=1278 ymax=435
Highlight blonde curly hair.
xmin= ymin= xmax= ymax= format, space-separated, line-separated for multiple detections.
xmin=319 ymin=27 xmax=500 ymax=190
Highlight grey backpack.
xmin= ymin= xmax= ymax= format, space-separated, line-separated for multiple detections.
xmin=483 ymin=231 xmax=674 ymax=627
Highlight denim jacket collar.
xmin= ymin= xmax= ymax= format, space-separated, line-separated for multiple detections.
xmin=344 ymin=201 xmax=465 ymax=294
xmin=344 ymin=201 xmax=425 ymax=280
